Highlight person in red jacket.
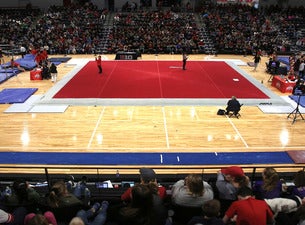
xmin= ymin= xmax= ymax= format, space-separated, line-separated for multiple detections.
xmin=223 ymin=186 xmax=274 ymax=225
xmin=95 ymin=55 xmax=102 ymax=74
xmin=121 ymin=168 xmax=166 ymax=202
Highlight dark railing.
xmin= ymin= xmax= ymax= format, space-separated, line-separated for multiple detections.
xmin=0 ymin=165 xmax=304 ymax=189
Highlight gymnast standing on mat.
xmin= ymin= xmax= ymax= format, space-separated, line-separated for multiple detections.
xmin=95 ymin=55 xmax=102 ymax=74
xmin=182 ymin=52 xmax=188 ymax=70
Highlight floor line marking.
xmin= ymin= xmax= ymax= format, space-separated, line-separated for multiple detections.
xmin=227 ymin=116 xmax=249 ymax=148
xmin=162 ymin=107 xmax=170 ymax=149
xmin=87 ymin=106 xmax=106 ymax=149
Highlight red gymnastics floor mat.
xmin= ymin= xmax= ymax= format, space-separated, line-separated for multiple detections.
xmin=53 ymin=61 xmax=269 ymax=99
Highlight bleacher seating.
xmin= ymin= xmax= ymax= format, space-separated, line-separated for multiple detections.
xmin=0 ymin=166 xmax=304 ymax=225
xmin=0 ymin=168 xmax=301 ymax=225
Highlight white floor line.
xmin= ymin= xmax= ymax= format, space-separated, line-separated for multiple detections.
xmin=227 ymin=116 xmax=249 ymax=148
xmin=162 ymin=107 xmax=170 ymax=149
xmin=87 ymin=106 xmax=105 ymax=149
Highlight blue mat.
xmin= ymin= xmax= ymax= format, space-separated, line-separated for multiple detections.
xmin=0 ymin=70 xmax=20 ymax=83
xmin=0 ymin=152 xmax=294 ymax=165
xmin=1 ymin=54 xmax=36 ymax=71
xmin=0 ymin=88 xmax=38 ymax=104
xmin=278 ymin=56 xmax=289 ymax=65
xmin=16 ymin=54 xmax=37 ymax=70
xmin=49 ymin=57 xmax=72 ymax=63
xmin=289 ymin=95 xmax=305 ymax=108
xmin=277 ymin=56 xmax=290 ymax=71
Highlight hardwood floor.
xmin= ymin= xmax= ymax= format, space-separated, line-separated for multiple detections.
xmin=1 ymin=54 xmax=304 ymax=175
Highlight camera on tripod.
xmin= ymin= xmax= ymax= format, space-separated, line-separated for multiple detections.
xmin=293 ymin=79 xmax=305 ymax=95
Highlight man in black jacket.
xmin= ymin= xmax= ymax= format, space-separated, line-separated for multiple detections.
xmin=226 ymin=96 xmax=241 ymax=116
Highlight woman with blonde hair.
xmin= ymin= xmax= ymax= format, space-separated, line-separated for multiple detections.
xmin=253 ymin=167 xmax=283 ymax=199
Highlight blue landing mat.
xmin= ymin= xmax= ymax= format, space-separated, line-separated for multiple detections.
xmin=0 ymin=88 xmax=38 ymax=104
xmin=0 ymin=69 xmax=20 ymax=83
xmin=1 ymin=54 xmax=37 ymax=70
xmin=289 ymin=95 xmax=305 ymax=108
xmin=16 ymin=54 xmax=37 ymax=70
xmin=0 ymin=152 xmax=293 ymax=165
xmin=278 ymin=56 xmax=289 ymax=65
xmin=49 ymin=57 xmax=72 ymax=63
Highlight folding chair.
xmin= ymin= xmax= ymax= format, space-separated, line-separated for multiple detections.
xmin=228 ymin=110 xmax=241 ymax=119
xmin=227 ymin=104 xmax=243 ymax=119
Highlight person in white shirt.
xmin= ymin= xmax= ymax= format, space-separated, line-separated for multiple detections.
xmin=20 ymin=46 xmax=27 ymax=58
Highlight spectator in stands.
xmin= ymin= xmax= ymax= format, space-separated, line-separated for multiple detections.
xmin=0 ymin=207 xmax=27 ymax=225
xmin=171 ymin=173 xmax=214 ymax=207
xmin=187 ymin=199 xmax=224 ymax=225
xmin=45 ymin=180 xmax=86 ymax=224
xmin=264 ymin=196 xmax=302 ymax=225
xmin=225 ymin=96 xmax=242 ymax=116
xmin=121 ymin=168 xmax=166 ymax=202
xmin=47 ymin=180 xmax=84 ymax=208
xmin=223 ymin=186 xmax=274 ymax=225
xmin=4 ymin=179 xmax=40 ymax=207
xmin=216 ymin=166 xmax=250 ymax=199
xmin=108 ymin=169 xmax=166 ymax=224
xmin=72 ymin=176 xmax=91 ymax=206
xmin=24 ymin=212 xmax=57 ymax=225
xmin=75 ymin=201 xmax=108 ymax=225
xmin=291 ymin=204 xmax=305 ymax=225
xmin=216 ymin=166 xmax=250 ymax=216
xmin=115 ymin=183 xmax=167 ymax=225
xmin=287 ymin=170 xmax=305 ymax=198
xmin=69 ymin=217 xmax=84 ymax=225
xmin=252 ymin=167 xmax=283 ymax=200
xmin=0 ymin=209 xmax=13 ymax=224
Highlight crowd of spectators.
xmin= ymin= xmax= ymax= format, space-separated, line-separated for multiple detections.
xmin=0 ymin=2 xmax=105 ymax=56
xmin=1 ymin=167 xmax=305 ymax=225
xmin=0 ymin=2 xmax=305 ymax=57
xmin=108 ymin=10 xmax=199 ymax=54
xmin=201 ymin=3 xmax=305 ymax=55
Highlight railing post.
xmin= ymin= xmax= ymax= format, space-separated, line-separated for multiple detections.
xmin=251 ymin=167 xmax=256 ymax=187
xmin=45 ymin=168 xmax=50 ymax=191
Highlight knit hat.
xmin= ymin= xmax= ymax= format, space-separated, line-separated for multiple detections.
xmin=139 ymin=168 xmax=156 ymax=182
xmin=221 ymin=166 xmax=244 ymax=177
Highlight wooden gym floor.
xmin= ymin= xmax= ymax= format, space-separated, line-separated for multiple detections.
xmin=0 ymin=54 xmax=304 ymax=175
